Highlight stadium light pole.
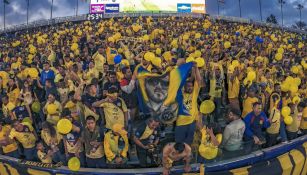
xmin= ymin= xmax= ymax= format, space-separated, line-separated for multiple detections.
xmin=297 ymin=4 xmax=304 ymax=30
xmin=50 ymin=0 xmax=54 ymax=19
xmin=238 ymin=0 xmax=242 ymax=18
xmin=278 ymin=0 xmax=285 ymax=26
xmin=26 ymin=0 xmax=29 ymax=25
xmin=76 ymin=0 xmax=79 ymax=16
xmin=3 ymin=0 xmax=9 ymax=29
xmin=258 ymin=0 xmax=263 ymax=21
xmin=217 ymin=0 xmax=220 ymax=16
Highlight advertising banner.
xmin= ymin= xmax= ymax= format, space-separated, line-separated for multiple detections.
xmin=177 ymin=3 xmax=191 ymax=13
xmin=90 ymin=4 xmax=105 ymax=14
xmin=105 ymin=4 xmax=120 ymax=13
xmin=192 ymin=4 xmax=205 ymax=14
xmin=90 ymin=0 xmax=206 ymax=13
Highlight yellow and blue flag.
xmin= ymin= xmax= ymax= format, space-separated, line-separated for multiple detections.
xmin=136 ymin=62 xmax=193 ymax=122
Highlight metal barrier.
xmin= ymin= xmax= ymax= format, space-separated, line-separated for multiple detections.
xmin=1 ymin=12 xmax=306 ymax=35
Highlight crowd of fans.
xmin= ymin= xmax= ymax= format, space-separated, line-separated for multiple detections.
xmin=0 ymin=15 xmax=306 ymax=175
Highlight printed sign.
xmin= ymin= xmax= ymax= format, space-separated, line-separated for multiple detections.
xmin=90 ymin=4 xmax=105 ymax=14
xmin=105 ymin=4 xmax=120 ymax=13
xmin=177 ymin=3 xmax=191 ymax=13
xmin=192 ymin=4 xmax=205 ymax=14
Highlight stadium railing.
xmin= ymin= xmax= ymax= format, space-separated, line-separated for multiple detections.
xmin=0 ymin=12 xmax=306 ymax=35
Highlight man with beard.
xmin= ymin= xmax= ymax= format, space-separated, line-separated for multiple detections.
xmin=221 ymin=108 xmax=245 ymax=154
xmin=174 ymin=63 xmax=202 ymax=145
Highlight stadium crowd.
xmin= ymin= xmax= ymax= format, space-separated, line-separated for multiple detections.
xmin=0 ymin=15 xmax=306 ymax=175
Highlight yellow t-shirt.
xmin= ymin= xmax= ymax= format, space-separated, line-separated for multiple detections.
xmin=228 ymin=77 xmax=240 ymax=99
xmin=242 ymin=97 xmax=258 ymax=118
xmin=9 ymin=125 xmax=36 ymax=149
xmin=2 ymin=102 xmax=16 ymax=118
xmin=37 ymin=150 xmax=52 ymax=163
xmin=93 ymin=51 xmax=105 ymax=73
xmin=287 ymin=109 xmax=299 ymax=133
xmin=0 ymin=125 xmax=18 ymax=154
xmin=41 ymin=128 xmax=63 ymax=147
xmin=177 ymin=81 xmax=200 ymax=126
xmin=86 ymin=144 xmax=104 ymax=159
xmin=106 ymin=47 xmax=117 ymax=65
xmin=199 ymin=128 xmax=222 ymax=160
xmin=300 ymin=107 xmax=307 ymax=130
xmin=266 ymin=108 xmax=281 ymax=134
xmin=100 ymin=98 xmax=128 ymax=129
xmin=104 ymin=131 xmax=129 ymax=161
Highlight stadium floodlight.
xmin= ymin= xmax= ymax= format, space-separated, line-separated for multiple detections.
xmin=278 ymin=0 xmax=286 ymax=27
xmin=258 ymin=0 xmax=263 ymax=21
xmin=296 ymin=4 xmax=304 ymax=30
xmin=3 ymin=0 xmax=10 ymax=29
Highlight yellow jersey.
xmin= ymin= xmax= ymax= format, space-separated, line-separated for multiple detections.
xmin=100 ymin=98 xmax=128 ymax=129
xmin=228 ymin=77 xmax=240 ymax=99
xmin=9 ymin=125 xmax=36 ymax=149
xmin=0 ymin=125 xmax=18 ymax=154
xmin=104 ymin=131 xmax=129 ymax=162
xmin=300 ymin=107 xmax=307 ymax=130
xmin=199 ymin=128 xmax=222 ymax=160
xmin=266 ymin=108 xmax=281 ymax=134
xmin=176 ymin=81 xmax=200 ymax=126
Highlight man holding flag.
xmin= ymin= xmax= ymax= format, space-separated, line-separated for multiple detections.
xmin=174 ymin=63 xmax=202 ymax=145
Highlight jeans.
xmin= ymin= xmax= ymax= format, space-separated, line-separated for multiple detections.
xmin=175 ymin=122 xmax=196 ymax=145
xmin=287 ymin=131 xmax=297 ymax=140
xmin=214 ymin=97 xmax=222 ymax=123
xmin=24 ymin=147 xmax=37 ymax=161
xmin=5 ymin=150 xmax=20 ymax=159
xmin=52 ymin=150 xmax=66 ymax=164
xmin=86 ymin=156 xmax=106 ymax=168
xmin=279 ymin=121 xmax=288 ymax=142
xmin=266 ymin=133 xmax=279 ymax=147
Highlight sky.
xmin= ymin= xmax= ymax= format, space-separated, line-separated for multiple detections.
xmin=0 ymin=0 xmax=306 ymax=29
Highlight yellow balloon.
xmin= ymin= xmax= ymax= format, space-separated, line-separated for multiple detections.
xmin=232 ymin=60 xmax=240 ymax=67
xmin=278 ymin=48 xmax=284 ymax=54
xmin=195 ymin=57 xmax=205 ymax=67
xmin=108 ymin=37 xmax=115 ymax=43
xmin=247 ymin=71 xmax=256 ymax=81
xmin=22 ymin=117 xmax=33 ymax=125
xmin=194 ymin=50 xmax=201 ymax=57
xmin=275 ymin=53 xmax=283 ymax=61
xmin=57 ymin=119 xmax=72 ymax=134
xmin=224 ymin=41 xmax=231 ymax=49
xmin=284 ymin=116 xmax=293 ymax=125
xmin=156 ymin=48 xmax=162 ymax=55
xmin=68 ymin=157 xmax=80 ymax=171
xmin=293 ymin=77 xmax=301 ymax=86
xmin=289 ymin=85 xmax=298 ymax=94
xmin=144 ymin=52 xmax=155 ymax=62
xmin=292 ymin=96 xmax=301 ymax=104
xmin=200 ymin=100 xmax=215 ymax=114
xmin=291 ymin=66 xmax=299 ymax=74
xmin=281 ymin=106 xmax=291 ymax=116
xmin=151 ymin=57 xmax=162 ymax=68
xmin=186 ymin=57 xmax=195 ymax=63
xmin=143 ymin=35 xmax=149 ymax=41
xmin=46 ymin=104 xmax=58 ymax=115
xmin=268 ymin=43 xmax=273 ymax=49
xmin=195 ymin=33 xmax=201 ymax=39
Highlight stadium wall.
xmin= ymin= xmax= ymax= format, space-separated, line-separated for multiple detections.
xmin=0 ymin=135 xmax=306 ymax=174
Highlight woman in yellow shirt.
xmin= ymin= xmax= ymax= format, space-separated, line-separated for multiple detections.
xmin=198 ymin=123 xmax=222 ymax=163
xmin=298 ymin=102 xmax=307 ymax=134
xmin=286 ymin=103 xmax=299 ymax=140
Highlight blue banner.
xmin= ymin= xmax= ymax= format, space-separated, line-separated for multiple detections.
xmin=105 ymin=4 xmax=120 ymax=13
xmin=177 ymin=3 xmax=191 ymax=13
